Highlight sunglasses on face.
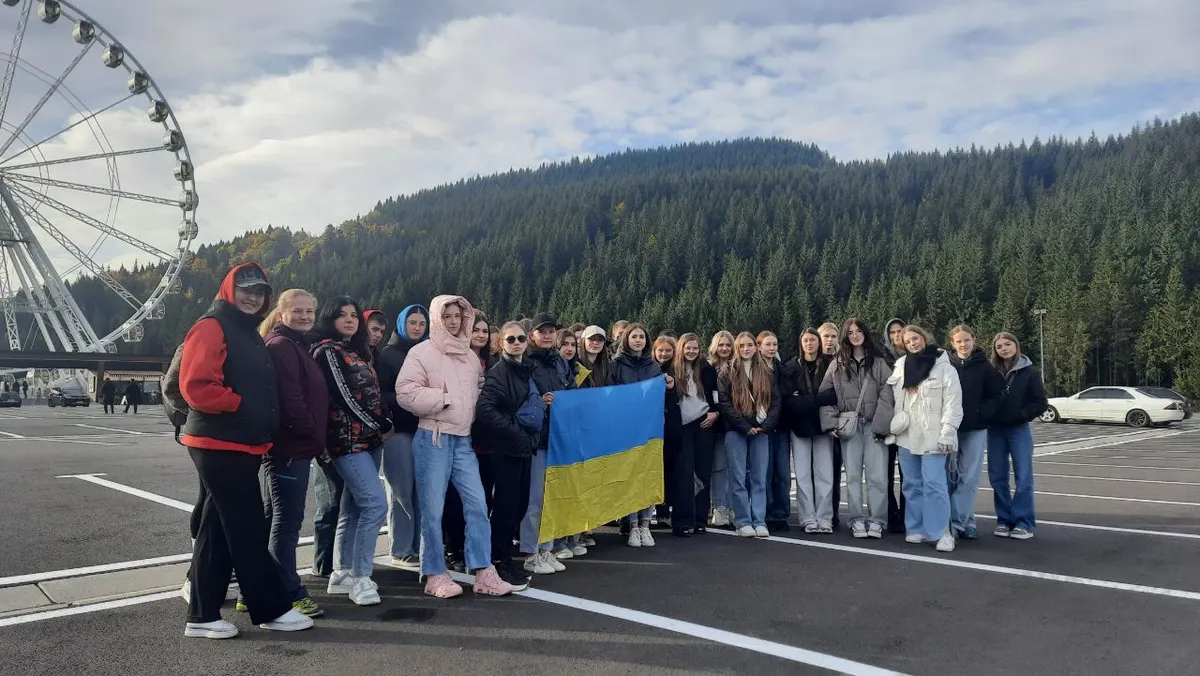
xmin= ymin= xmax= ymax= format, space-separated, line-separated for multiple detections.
xmin=505 ymin=335 xmax=528 ymax=344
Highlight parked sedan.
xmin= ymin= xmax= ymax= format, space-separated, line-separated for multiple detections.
xmin=1136 ymin=387 xmax=1192 ymax=420
xmin=1041 ymin=386 xmax=1187 ymax=427
xmin=0 ymin=391 xmax=20 ymax=407
xmin=47 ymin=386 xmax=91 ymax=408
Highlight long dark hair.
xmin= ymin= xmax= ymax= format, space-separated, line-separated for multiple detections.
xmin=836 ymin=317 xmax=883 ymax=375
xmin=316 ymin=295 xmax=370 ymax=360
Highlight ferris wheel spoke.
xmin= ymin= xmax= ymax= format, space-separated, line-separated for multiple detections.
xmin=9 ymin=191 xmax=142 ymax=310
xmin=0 ymin=93 xmax=135 ymax=167
xmin=0 ymin=0 xmax=32 ymax=129
xmin=0 ymin=41 xmax=93 ymax=159
xmin=4 ymin=171 xmax=181 ymax=206
xmin=5 ymin=180 xmax=173 ymax=260
xmin=0 ymin=145 xmax=162 ymax=172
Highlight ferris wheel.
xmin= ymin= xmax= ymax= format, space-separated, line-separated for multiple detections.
xmin=0 ymin=0 xmax=197 ymax=354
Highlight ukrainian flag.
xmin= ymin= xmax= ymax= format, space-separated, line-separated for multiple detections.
xmin=538 ymin=376 xmax=666 ymax=543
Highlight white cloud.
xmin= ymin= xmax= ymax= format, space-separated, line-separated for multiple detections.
xmin=1 ymin=0 xmax=1198 ymax=285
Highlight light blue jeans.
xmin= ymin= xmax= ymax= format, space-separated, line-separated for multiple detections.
xmin=332 ymin=448 xmax=386 ymax=577
xmin=725 ymin=431 xmax=769 ymax=529
xmin=521 ymin=449 xmax=573 ymax=552
xmin=949 ymin=429 xmax=987 ymax=533
xmin=381 ymin=432 xmax=420 ymax=558
xmin=413 ymin=430 xmax=491 ymax=576
xmin=898 ymin=447 xmax=951 ymax=541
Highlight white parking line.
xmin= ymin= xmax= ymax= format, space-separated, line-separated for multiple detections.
xmin=0 ymin=429 xmax=24 ymax=438
xmin=711 ymin=530 xmax=1200 ymax=602
xmin=976 ymin=486 xmax=1198 ymax=507
xmin=971 ymin=515 xmax=1200 ymax=540
xmin=1032 ymin=473 xmax=1200 ymax=487
xmin=1034 ymin=428 xmax=1197 ymax=457
xmin=55 ymin=474 xmax=193 ymax=511
xmin=71 ymin=424 xmax=146 ymax=435
xmin=0 ymin=591 xmax=180 ymax=628
xmin=1036 ymin=461 xmax=1200 ymax=472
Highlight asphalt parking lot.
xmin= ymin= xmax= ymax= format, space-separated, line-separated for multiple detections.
xmin=1 ymin=407 xmax=1197 ymax=676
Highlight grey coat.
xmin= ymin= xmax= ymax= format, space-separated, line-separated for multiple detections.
xmin=818 ymin=356 xmax=895 ymax=437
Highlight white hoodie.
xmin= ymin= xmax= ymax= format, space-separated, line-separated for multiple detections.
xmin=886 ymin=351 xmax=963 ymax=455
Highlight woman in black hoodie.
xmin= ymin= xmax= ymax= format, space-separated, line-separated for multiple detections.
xmin=947 ymin=325 xmax=1004 ymax=540
xmin=611 ymin=323 xmax=674 ymax=547
xmin=782 ymin=329 xmax=838 ymax=534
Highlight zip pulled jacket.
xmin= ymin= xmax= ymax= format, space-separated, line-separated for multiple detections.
xmin=472 ymin=356 xmax=543 ymax=457
xmin=781 ymin=355 xmax=838 ymax=438
xmin=312 ymin=338 xmax=391 ymax=460
xmin=948 ymin=348 xmax=1005 ymax=431
xmin=265 ymin=325 xmax=329 ymax=461
xmin=991 ymin=355 xmax=1048 ymax=427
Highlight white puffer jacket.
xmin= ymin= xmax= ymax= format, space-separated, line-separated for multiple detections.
xmin=885 ymin=352 xmax=963 ymax=455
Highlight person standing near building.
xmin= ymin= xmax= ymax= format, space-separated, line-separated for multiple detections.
xmin=123 ymin=379 xmax=142 ymax=414
xmin=101 ymin=378 xmax=116 ymax=414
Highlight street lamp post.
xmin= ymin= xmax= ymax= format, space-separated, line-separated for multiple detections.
xmin=1033 ymin=308 xmax=1048 ymax=375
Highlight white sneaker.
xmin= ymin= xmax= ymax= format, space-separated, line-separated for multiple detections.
xmin=180 ymin=579 xmax=190 ymax=604
xmin=639 ymin=527 xmax=656 ymax=547
xmin=711 ymin=508 xmax=730 ymax=527
xmin=627 ymin=528 xmax=643 ymax=548
xmin=580 ymin=533 xmax=596 ymax=547
xmin=326 ymin=570 xmax=353 ymax=595
xmin=349 ymin=577 xmax=381 ymax=606
xmin=183 ymin=619 xmax=238 ymax=639
xmin=936 ymin=532 xmax=956 ymax=552
xmin=544 ymin=550 xmax=566 ymax=572
xmin=754 ymin=526 xmax=770 ymax=538
xmin=552 ymin=547 xmax=574 ymax=560
xmin=737 ymin=525 xmax=756 ymax=538
xmin=225 ymin=581 xmax=239 ymax=601
xmin=905 ymin=534 xmax=927 ymax=544
xmin=571 ymin=544 xmax=588 ymax=556
xmin=523 ymin=552 xmax=555 ymax=575
xmin=259 ymin=608 xmax=314 ymax=632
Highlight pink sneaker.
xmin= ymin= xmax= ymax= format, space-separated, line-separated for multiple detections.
xmin=423 ymin=572 xmax=463 ymax=599
xmin=472 ymin=566 xmax=515 ymax=597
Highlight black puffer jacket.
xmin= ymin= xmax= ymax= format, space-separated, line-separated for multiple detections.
xmin=472 ymin=356 xmax=541 ymax=457
xmin=717 ymin=360 xmax=782 ymax=436
xmin=990 ymin=355 xmax=1048 ymax=428
xmin=611 ymin=352 xmax=662 ymax=385
xmin=949 ymin=348 xmax=1005 ymax=431
xmin=526 ymin=347 xmax=576 ymax=450
xmin=781 ymin=355 xmax=838 ymax=438
xmin=375 ymin=338 xmax=421 ymax=434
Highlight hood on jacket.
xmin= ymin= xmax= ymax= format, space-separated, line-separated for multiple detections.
xmin=215 ymin=262 xmax=272 ymax=316
xmin=1006 ymin=354 xmax=1033 ymax=375
xmin=394 ymin=304 xmax=430 ymax=343
xmin=428 ymin=295 xmax=474 ymax=356
xmin=883 ymin=317 xmax=906 ymax=354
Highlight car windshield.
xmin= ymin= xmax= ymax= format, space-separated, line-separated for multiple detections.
xmin=1136 ymin=387 xmax=1183 ymax=401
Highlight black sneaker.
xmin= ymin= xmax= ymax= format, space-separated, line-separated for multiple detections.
xmin=495 ymin=560 xmax=531 ymax=592
xmin=693 ymin=525 xmax=706 ymax=535
xmin=671 ymin=527 xmax=691 ymax=538
xmin=766 ymin=521 xmax=790 ymax=533
xmin=446 ymin=552 xmax=467 ymax=573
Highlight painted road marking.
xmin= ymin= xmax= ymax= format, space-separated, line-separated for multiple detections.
xmin=71 ymin=423 xmax=146 ymax=435
xmin=975 ymin=486 xmax=1198 ymax=507
xmin=0 ymin=429 xmax=24 ymax=438
xmin=31 ymin=437 xmax=121 ymax=446
xmin=1033 ymin=428 xmax=1198 ymax=457
xmin=0 ymin=591 xmax=179 ymax=628
xmin=1036 ymin=461 xmax=1200 ymax=472
xmin=56 ymin=474 xmax=193 ymax=511
xmin=970 ymin=514 xmax=1200 ymax=540
xmin=1032 ymin=473 xmax=1200 ymax=487
xmin=711 ymin=530 xmax=1200 ymax=602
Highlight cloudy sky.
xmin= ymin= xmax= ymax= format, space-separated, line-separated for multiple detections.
xmin=1 ymin=0 xmax=1198 ymax=275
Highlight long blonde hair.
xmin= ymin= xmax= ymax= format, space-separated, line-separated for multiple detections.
xmin=707 ymin=330 xmax=735 ymax=372
xmin=258 ymin=289 xmax=316 ymax=337
xmin=730 ymin=331 xmax=773 ymax=417
xmin=673 ymin=333 xmax=705 ymax=394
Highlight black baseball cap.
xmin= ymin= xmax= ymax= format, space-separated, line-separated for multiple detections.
xmin=234 ymin=266 xmax=272 ymax=293
xmin=531 ymin=312 xmax=558 ymax=330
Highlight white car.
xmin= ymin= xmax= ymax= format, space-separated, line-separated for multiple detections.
xmin=1041 ymin=386 xmax=1187 ymax=427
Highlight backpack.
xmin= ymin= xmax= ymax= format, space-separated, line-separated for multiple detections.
xmin=161 ymin=344 xmax=189 ymax=442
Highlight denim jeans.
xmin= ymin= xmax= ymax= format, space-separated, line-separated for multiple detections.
xmin=791 ymin=433 xmax=835 ymax=527
xmin=949 ymin=429 xmax=987 ymax=533
xmin=987 ymin=424 xmax=1036 ymax=531
xmin=766 ymin=432 xmax=792 ymax=523
xmin=899 ymin=447 xmax=951 ymax=541
xmin=332 ymin=448 xmax=386 ymax=577
xmin=413 ymin=430 xmax=492 ymax=576
xmin=521 ymin=448 xmax=574 ymax=551
xmin=710 ymin=432 xmax=729 ymax=511
xmin=842 ymin=430 xmax=888 ymax=525
xmin=381 ymin=432 xmax=421 ymax=558
xmin=311 ymin=460 xmax=343 ymax=576
xmin=262 ymin=456 xmax=310 ymax=601
xmin=725 ymin=431 xmax=769 ymax=528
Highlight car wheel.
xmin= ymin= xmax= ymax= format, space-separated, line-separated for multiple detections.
xmin=1126 ymin=409 xmax=1150 ymax=428
xmin=1040 ymin=406 xmax=1061 ymax=424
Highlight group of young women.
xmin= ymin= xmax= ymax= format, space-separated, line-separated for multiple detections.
xmin=176 ymin=262 xmax=1048 ymax=641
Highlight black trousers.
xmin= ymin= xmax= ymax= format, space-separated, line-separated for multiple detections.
xmin=831 ymin=439 xmax=843 ymax=528
xmin=311 ymin=460 xmax=343 ymax=577
xmin=443 ymin=485 xmax=465 ymax=557
xmin=103 ymin=397 xmax=115 ymax=414
xmin=124 ymin=401 xmax=139 ymax=413
xmin=674 ymin=420 xmax=713 ymax=529
xmin=887 ymin=444 xmax=906 ymax=532
xmin=480 ymin=454 xmax=531 ymax=561
xmin=186 ymin=447 xmax=290 ymax=625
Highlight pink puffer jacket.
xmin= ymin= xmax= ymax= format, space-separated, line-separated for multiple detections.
xmin=395 ymin=294 xmax=483 ymax=443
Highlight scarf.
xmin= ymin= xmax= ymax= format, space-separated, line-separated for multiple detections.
xmin=903 ymin=345 xmax=941 ymax=389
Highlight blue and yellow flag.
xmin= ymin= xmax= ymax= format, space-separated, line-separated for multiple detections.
xmin=538 ymin=376 xmax=666 ymax=543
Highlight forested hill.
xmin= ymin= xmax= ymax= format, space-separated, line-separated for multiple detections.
xmin=66 ymin=118 xmax=1200 ymax=396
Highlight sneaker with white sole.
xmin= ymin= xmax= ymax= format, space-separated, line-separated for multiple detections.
xmin=260 ymin=608 xmax=314 ymax=632
xmin=180 ymin=579 xmax=191 ymax=604
xmin=326 ymin=570 xmax=353 ymax=595
xmin=390 ymin=555 xmax=420 ymax=571
xmin=711 ymin=507 xmax=730 ymax=527
xmin=905 ymin=534 xmax=927 ymax=544
xmin=571 ymin=544 xmax=588 ymax=556
xmin=580 ymin=533 xmax=596 ymax=547
xmin=817 ymin=523 xmax=834 ymax=534
xmin=639 ymin=527 xmax=655 ymax=547
xmin=349 ymin=577 xmax=381 ymax=606
xmin=544 ymin=550 xmax=566 ymax=571
xmin=851 ymin=521 xmax=869 ymax=539
xmin=754 ymin=525 xmax=769 ymax=538
xmin=1009 ymin=527 xmax=1034 ymax=540
xmin=737 ymin=525 xmax=756 ymax=537
xmin=936 ymin=532 xmax=956 ymax=552
xmin=523 ymin=552 xmax=555 ymax=575
xmin=802 ymin=522 xmax=818 ymax=534
xmin=552 ymin=547 xmax=574 ymax=560
xmin=867 ymin=522 xmax=884 ymax=539
xmin=627 ymin=529 xmax=643 ymax=548
xmin=225 ymin=582 xmax=239 ymax=602
xmin=183 ymin=619 xmax=238 ymax=639
xmin=993 ymin=525 xmax=1011 ymax=538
